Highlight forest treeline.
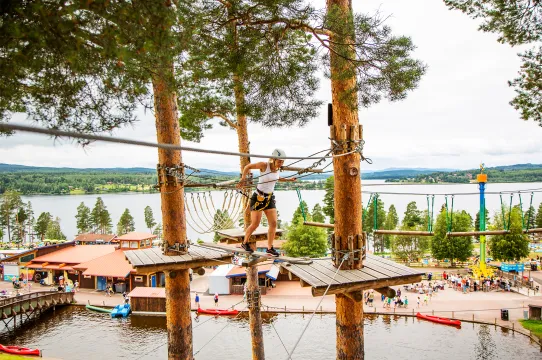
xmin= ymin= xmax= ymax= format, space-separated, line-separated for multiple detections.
xmin=0 ymin=171 xmax=326 ymax=195
xmin=387 ymin=164 xmax=542 ymax=184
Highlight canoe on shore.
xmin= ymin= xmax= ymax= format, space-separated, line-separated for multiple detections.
xmin=86 ymin=304 xmax=113 ymax=314
xmin=416 ymin=313 xmax=461 ymax=327
xmin=197 ymin=308 xmax=239 ymax=316
xmin=0 ymin=344 xmax=41 ymax=356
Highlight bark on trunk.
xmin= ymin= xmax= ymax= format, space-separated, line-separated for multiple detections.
xmin=336 ymin=294 xmax=364 ymax=360
xmin=247 ymin=266 xmax=265 ymax=359
xmin=327 ymin=0 xmax=364 ymax=359
xmin=152 ymin=71 xmax=192 ymax=360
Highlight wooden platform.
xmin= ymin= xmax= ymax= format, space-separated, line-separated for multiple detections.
xmin=216 ymin=226 xmax=284 ymax=244
xmin=280 ymin=254 xmax=423 ymax=297
xmin=199 ymin=242 xmax=313 ymax=266
xmin=124 ymin=245 xmax=233 ymax=274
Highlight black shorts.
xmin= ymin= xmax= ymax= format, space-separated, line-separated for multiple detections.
xmin=250 ymin=192 xmax=276 ymax=211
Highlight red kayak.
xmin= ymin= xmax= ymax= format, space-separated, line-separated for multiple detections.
xmin=0 ymin=344 xmax=41 ymax=356
xmin=416 ymin=313 xmax=461 ymax=327
xmin=197 ymin=308 xmax=239 ymax=316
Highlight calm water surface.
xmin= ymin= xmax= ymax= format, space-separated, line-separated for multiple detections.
xmin=16 ymin=181 xmax=542 ymax=242
xmin=1 ymin=307 xmax=540 ymax=359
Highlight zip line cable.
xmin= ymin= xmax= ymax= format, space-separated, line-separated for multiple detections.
xmin=0 ymin=123 xmax=344 ymax=161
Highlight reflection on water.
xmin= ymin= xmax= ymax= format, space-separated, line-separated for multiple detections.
xmin=0 ymin=307 xmax=539 ymax=360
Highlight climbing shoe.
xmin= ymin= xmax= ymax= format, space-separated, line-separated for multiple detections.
xmin=241 ymin=242 xmax=253 ymax=253
xmin=266 ymin=247 xmax=280 ymax=257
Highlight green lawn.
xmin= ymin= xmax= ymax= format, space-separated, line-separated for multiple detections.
xmin=519 ymin=319 xmax=542 ymax=338
xmin=69 ymin=189 xmax=86 ymax=195
xmin=0 ymin=354 xmax=38 ymax=360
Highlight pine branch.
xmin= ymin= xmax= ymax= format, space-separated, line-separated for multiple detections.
xmin=204 ymin=112 xmax=238 ymax=129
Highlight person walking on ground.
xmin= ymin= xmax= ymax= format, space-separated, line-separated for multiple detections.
xmin=74 ymin=281 xmax=79 ymax=292
xmin=237 ymin=149 xmax=297 ymax=257
xmin=195 ymin=293 xmax=200 ymax=309
xmin=214 ymin=293 xmax=219 ymax=307
xmin=368 ymin=291 xmax=374 ymax=307
xmin=404 ymin=296 xmax=408 ymax=309
xmin=417 ymin=296 xmax=420 ymax=308
xmin=423 ymin=293 xmax=428 ymax=306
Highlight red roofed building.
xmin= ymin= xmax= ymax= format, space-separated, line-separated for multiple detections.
xmin=74 ymin=249 xmax=140 ymax=292
xmin=27 ymin=244 xmax=117 ymax=286
xmin=74 ymin=233 xmax=117 ymax=245
xmin=116 ymin=232 xmax=157 ymax=250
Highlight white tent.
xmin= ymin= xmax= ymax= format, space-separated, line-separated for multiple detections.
xmin=208 ymin=264 xmax=234 ymax=295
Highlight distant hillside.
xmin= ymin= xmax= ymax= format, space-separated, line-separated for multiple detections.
xmin=362 ymin=169 xmax=455 ymax=180
xmin=0 ymin=163 xmax=154 ymax=173
xmin=387 ymin=163 xmax=542 ymax=184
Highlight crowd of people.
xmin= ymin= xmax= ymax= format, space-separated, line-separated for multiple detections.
xmin=443 ymin=271 xmax=518 ymax=293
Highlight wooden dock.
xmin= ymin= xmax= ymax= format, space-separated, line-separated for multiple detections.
xmin=0 ymin=291 xmax=74 ymax=330
xmin=280 ymin=254 xmax=423 ymax=297
xmin=124 ymin=244 xmax=233 ymax=274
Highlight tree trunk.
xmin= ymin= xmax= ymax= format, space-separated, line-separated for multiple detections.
xmin=152 ymin=70 xmax=192 ymax=360
xmin=336 ymin=294 xmax=364 ymax=360
xmin=327 ymin=0 xmax=364 ymax=359
xmin=234 ymin=74 xmax=252 ymax=229
xmin=234 ymin=70 xmax=265 ymax=360
xmin=247 ymin=266 xmax=265 ymax=359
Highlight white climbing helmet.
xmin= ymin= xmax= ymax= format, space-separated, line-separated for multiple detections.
xmin=271 ymin=148 xmax=286 ymax=159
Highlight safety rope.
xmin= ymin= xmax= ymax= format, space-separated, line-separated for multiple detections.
xmin=361 ymin=193 xmax=373 ymax=222
xmin=499 ymin=193 xmax=514 ymax=231
xmin=526 ymin=192 xmax=534 ymax=231
xmin=519 ymin=193 xmax=525 ymax=230
xmin=193 ymin=305 xmax=248 ymax=357
xmin=426 ymin=195 xmax=435 ymax=232
xmin=286 ymin=255 xmax=348 ymax=360
xmin=373 ymin=193 xmax=379 ymax=231
xmin=267 ymin=310 xmax=291 ymax=357
xmin=296 ymin=188 xmax=307 ymax=222
xmin=445 ymin=195 xmax=454 ymax=232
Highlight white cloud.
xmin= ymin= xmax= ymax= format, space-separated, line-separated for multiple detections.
xmin=1 ymin=0 xmax=541 ymax=172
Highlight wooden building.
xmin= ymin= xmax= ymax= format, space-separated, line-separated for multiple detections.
xmin=74 ymin=233 xmax=117 ymax=245
xmin=0 ymin=242 xmax=76 ymax=282
xmin=128 ymin=287 xmax=166 ymax=312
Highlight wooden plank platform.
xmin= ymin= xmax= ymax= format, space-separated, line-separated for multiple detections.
xmin=200 ymin=242 xmax=312 ymax=266
xmin=124 ymin=245 xmax=233 ymax=274
xmin=280 ymin=254 xmax=423 ymax=297
xmin=216 ymin=226 xmax=284 ymax=244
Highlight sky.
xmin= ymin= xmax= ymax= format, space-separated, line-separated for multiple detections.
xmin=1 ymin=0 xmax=540 ymax=173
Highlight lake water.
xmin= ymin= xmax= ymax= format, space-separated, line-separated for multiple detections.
xmin=11 ymin=181 xmax=542 ymax=242
xmin=0 ymin=306 xmax=539 ymax=359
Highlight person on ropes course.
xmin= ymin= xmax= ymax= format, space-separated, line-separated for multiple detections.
xmin=237 ymin=148 xmax=296 ymax=256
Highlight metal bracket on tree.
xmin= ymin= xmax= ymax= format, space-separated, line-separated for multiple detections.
xmin=330 ymin=233 xmax=366 ymax=267
xmin=162 ymin=241 xmax=190 ymax=255
xmin=329 ymin=124 xmax=371 ymax=164
xmin=246 ymin=289 xmax=261 ymax=310
xmin=155 ymin=163 xmax=200 ymax=189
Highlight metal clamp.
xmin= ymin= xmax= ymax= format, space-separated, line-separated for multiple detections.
xmin=246 ymin=289 xmax=261 ymax=309
xmin=163 ymin=242 xmax=190 ymax=255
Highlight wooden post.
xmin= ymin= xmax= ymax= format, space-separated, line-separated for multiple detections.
xmin=153 ymin=71 xmax=192 ymax=359
xmin=327 ymin=1 xmax=364 ymax=359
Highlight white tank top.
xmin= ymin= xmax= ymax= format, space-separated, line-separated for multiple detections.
xmin=257 ymin=163 xmax=279 ymax=194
